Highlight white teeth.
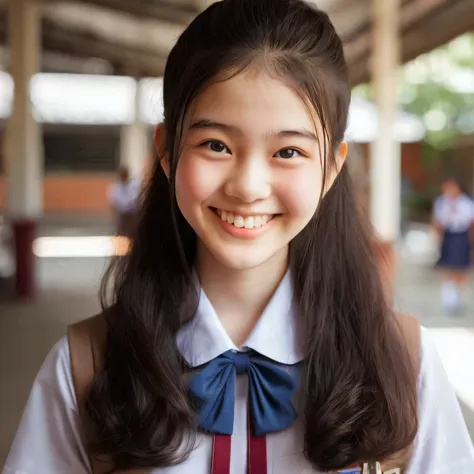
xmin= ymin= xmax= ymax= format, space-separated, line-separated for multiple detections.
xmin=216 ymin=210 xmax=273 ymax=229
xmin=244 ymin=217 xmax=254 ymax=229
xmin=234 ymin=216 xmax=245 ymax=228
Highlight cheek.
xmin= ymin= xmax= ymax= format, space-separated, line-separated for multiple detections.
xmin=175 ymin=154 xmax=221 ymax=208
xmin=278 ymin=167 xmax=322 ymax=217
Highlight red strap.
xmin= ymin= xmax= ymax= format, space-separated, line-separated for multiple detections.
xmin=248 ymin=430 xmax=267 ymax=474
xmin=211 ymin=428 xmax=268 ymax=474
xmin=211 ymin=434 xmax=231 ymax=474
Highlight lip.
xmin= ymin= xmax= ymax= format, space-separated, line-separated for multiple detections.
xmin=211 ymin=209 xmax=275 ymax=240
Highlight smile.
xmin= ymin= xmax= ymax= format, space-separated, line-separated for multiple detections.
xmin=213 ymin=208 xmax=275 ymax=230
xmin=215 ymin=209 xmax=274 ymax=229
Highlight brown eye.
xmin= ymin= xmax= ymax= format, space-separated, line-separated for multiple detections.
xmin=203 ymin=140 xmax=229 ymax=153
xmin=275 ymin=148 xmax=300 ymax=159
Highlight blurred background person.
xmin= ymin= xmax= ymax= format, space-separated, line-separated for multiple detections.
xmin=107 ymin=166 xmax=140 ymax=238
xmin=433 ymin=177 xmax=474 ymax=314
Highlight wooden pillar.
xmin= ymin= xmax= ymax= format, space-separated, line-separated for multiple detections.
xmin=5 ymin=0 xmax=42 ymax=298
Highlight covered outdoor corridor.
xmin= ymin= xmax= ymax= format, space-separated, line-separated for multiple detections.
xmin=1 ymin=0 xmax=474 ymax=469
xmin=2 ymin=0 xmax=474 ymax=297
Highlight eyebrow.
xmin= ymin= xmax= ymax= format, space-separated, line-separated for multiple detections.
xmin=189 ymin=118 xmax=318 ymax=142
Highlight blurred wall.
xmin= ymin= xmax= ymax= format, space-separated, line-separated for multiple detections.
xmin=0 ymin=174 xmax=114 ymax=214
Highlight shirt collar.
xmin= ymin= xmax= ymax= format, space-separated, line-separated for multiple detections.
xmin=176 ymin=271 xmax=303 ymax=367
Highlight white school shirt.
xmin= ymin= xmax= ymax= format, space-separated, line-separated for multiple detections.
xmin=4 ymin=273 xmax=474 ymax=474
xmin=433 ymin=194 xmax=474 ymax=233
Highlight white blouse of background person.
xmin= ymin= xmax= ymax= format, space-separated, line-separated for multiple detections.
xmin=4 ymin=273 xmax=474 ymax=474
xmin=434 ymin=194 xmax=474 ymax=233
xmin=108 ymin=177 xmax=141 ymax=214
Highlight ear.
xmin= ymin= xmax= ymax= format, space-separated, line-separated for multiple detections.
xmin=324 ymin=141 xmax=348 ymax=193
xmin=154 ymin=123 xmax=170 ymax=178
xmin=336 ymin=141 xmax=348 ymax=170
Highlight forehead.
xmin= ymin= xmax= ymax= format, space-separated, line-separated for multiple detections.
xmin=189 ymin=70 xmax=320 ymax=136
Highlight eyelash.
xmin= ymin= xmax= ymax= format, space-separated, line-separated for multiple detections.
xmin=201 ymin=140 xmax=230 ymax=154
xmin=200 ymin=140 xmax=304 ymax=159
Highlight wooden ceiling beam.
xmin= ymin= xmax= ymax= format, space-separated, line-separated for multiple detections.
xmin=41 ymin=19 xmax=167 ymax=77
xmin=348 ymin=0 xmax=474 ymax=85
xmin=41 ymin=2 xmax=182 ymax=58
xmin=346 ymin=0 xmax=472 ymax=85
xmin=43 ymin=0 xmax=198 ymax=25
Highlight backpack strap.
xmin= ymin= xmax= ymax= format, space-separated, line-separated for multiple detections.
xmin=377 ymin=313 xmax=421 ymax=474
xmin=396 ymin=313 xmax=421 ymax=373
xmin=68 ymin=315 xmax=147 ymax=473
xmin=68 ymin=314 xmax=107 ymax=407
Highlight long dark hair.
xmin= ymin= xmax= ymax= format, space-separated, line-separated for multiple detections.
xmin=86 ymin=0 xmax=418 ymax=471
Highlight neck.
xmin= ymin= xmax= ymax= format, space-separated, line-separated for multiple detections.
xmin=196 ymin=244 xmax=289 ymax=346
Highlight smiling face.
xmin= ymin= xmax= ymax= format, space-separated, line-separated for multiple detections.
xmin=164 ymin=70 xmax=344 ymax=272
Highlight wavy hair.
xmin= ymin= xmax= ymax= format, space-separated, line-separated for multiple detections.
xmin=85 ymin=0 xmax=418 ymax=471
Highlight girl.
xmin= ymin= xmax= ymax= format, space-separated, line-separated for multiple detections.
xmin=433 ymin=177 xmax=474 ymax=314
xmin=4 ymin=1 xmax=474 ymax=473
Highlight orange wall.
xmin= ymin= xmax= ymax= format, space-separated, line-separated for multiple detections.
xmin=0 ymin=174 xmax=115 ymax=214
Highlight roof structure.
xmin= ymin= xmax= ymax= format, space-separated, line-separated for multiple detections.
xmin=0 ymin=0 xmax=473 ymax=84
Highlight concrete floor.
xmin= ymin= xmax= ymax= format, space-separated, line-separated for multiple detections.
xmin=1 ymin=225 xmax=474 ymax=467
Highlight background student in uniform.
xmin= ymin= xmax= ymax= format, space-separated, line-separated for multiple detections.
xmin=107 ymin=165 xmax=140 ymax=238
xmin=433 ymin=176 xmax=474 ymax=314
xmin=4 ymin=1 xmax=474 ymax=474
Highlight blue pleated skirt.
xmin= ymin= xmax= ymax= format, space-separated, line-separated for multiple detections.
xmin=437 ymin=230 xmax=471 ymax=269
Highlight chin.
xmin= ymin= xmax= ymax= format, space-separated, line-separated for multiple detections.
xmin=206 ymin=244 xmax=288 ymax=272
xmin=215 ymin=252 xmax=270 ymax=271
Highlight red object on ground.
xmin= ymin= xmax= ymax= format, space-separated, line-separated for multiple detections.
xmin=12 ymin=219 xmax=37 ymax=298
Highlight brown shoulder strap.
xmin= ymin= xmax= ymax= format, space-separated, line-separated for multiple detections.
xmin=68 ymin=315 xmax=147 ymax=474
xmin=68 ymin=314 xmax=107 ymax=408
xmin=379 ymin=313 xmax=421 ymax=474
xmin=68 ymin=314 xmax=114 ymax=474
xmin=396 ymin=312 xmax=421 ymax=374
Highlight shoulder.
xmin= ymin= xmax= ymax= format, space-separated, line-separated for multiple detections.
xmin=408 ymin=327 xmax=474 ymax=472
xmin=37 ymin=336 xmax=78 ymax=410
xmin=3 ymin=337 xmax=93 ymax=472
xmin=460 ymin=194 xmax=474 ymax=210
xmin=38 ymin=314 xmax=107 ymax=412
xmin=12 ymin=334 xmax=80 ymax=415
xmin=460 ymin=193 xmax=472 ymax=201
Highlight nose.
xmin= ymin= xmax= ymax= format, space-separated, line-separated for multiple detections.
xmin=224 ymin=157 xmax=271 ymax=203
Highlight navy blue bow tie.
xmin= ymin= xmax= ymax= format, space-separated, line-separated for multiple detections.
xmin=189 ymin=350 xmax=299 ymax=436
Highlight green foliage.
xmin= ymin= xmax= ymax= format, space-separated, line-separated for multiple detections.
xmin=353 ymin=33 xmax=474 ymax=154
